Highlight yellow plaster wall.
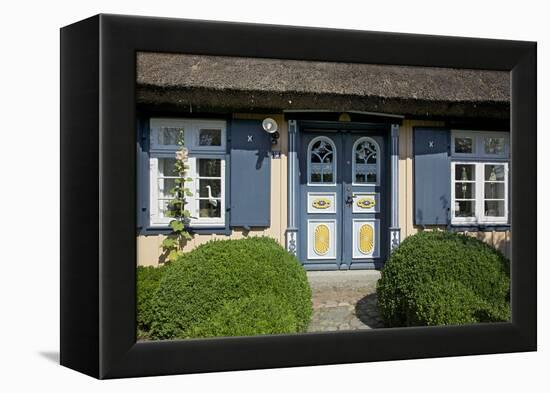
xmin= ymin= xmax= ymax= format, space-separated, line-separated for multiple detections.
xmin=136 ymin=113 xmax=288 ymax=267
xmin=398 ymin=119 xmax=511 ymax=258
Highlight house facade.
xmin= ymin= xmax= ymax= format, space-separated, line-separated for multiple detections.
xmin=136 ymin=53 xmax=511 ymax=269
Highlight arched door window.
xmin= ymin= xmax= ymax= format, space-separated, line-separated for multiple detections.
xmin=308 ymin=137 xmax=336 ymax=184
xmin=353 ymin=137 xmax=379 ymax=185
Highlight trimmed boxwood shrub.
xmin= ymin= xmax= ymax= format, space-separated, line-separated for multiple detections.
xmin=188 ymin=294 xmax=300 ymax=338
xmin=377 ymin=231 xmax=510 ymax=327
xmin=137 ymin=265 xmax=166 ymax=338
xmin=149 ymin=237 xmax=312 ymax=339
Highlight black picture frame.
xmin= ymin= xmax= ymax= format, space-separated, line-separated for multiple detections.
xmin=60 ymin=14 xmax=536 ymax=379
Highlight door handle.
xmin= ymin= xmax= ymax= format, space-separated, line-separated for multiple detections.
xmin=345 ymin=195 xmax=354 ymax=206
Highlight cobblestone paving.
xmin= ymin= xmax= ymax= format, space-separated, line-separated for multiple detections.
xmin=307 ymin=271 xmax=384 ymax=332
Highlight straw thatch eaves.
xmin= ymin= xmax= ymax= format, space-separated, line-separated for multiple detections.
xmin=136 ymin=52 xmax=510 ymax=119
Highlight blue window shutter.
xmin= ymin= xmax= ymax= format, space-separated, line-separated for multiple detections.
xmin=414 ymin=128 xmax=451 ymax=225
xmin=229 ymin=119 xmax=271 ymax=227
xmin=136 ymin=118 xmax=150 ymax=233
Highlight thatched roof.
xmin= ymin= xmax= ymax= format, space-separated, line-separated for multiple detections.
xmin=136 ymin=52 xmax=510 ymax=119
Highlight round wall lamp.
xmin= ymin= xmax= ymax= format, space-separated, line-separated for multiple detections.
xmin=262 ymin=117 xmax=280 ymax=145
xmin=262 ymin=117 xmax=278 ymax=133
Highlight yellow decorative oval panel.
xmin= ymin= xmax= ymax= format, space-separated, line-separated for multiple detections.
xmin=314 ymin=224 xmax=330 ymax=255
xmin=357 ymin=197 xmax=376 ymax=210
xmin=359 ymin=224 xmax=374 ymax=254
xmin=312 ymin=198 xmax=331 ymax=209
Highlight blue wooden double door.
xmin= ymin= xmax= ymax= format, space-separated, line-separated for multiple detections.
xmin=299 ymin=129 xmax=388 ymax=270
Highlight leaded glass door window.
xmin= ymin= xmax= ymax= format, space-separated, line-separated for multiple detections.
xmin=352 ymin=137 xmax=380 ymax=185
xmin=308 ymin=137 xmax=336 ymax=184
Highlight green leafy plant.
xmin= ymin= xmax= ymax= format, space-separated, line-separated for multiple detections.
xmin=377 ymin=231 xmax=510 ymax=327
xmin=148 ymin=237 xmax=312 ymax=339
xmin=161 ymin=130 xmax=194 ymax=263
xmin=136 ymin=265 xmax=166 ymax=339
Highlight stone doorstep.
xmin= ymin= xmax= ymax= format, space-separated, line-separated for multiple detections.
xmin=306 ymin=270 xmax=382 ymax=291
xmin=306 ymin=271 xmax=384 ymax=332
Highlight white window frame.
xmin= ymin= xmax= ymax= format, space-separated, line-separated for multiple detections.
xmin=188 ymin=156 xmax=226 ymax=228
xmin=451 ymin=130 xmax=510 ymax=159
xmin=352 ymin=137 xmax=380 ymax=186
xmin=307 ymin=136 xmax=337 ymax=186
xmin=451 ymin=161 xmax=509 ymax=225
xmin=149 ymin=118 xmax=227 ymax=228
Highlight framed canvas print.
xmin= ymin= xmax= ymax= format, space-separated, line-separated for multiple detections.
xmin=60 ymin=14 xmax=536 ymax=379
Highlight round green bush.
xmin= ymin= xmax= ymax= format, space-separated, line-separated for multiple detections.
xmin=377 ymin=231 xmax=510 ymax=327
xmin=149 ymin=237 xmax=312 ymax=339
xmin=136 ymin=265 xmax=166 ymax=338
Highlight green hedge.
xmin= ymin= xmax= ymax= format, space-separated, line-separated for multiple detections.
xmin=149 ymin=237 xmax=312 ymax=339
xmin=136 ymin=265 xmax=166 ymax=339
xmin=377 ymin=231 xmax=510 ymax=327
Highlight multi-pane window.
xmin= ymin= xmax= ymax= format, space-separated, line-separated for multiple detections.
xmin=453 ymin=163 xmax=476 ymax=219
xmin=149 ymin=119 xmax=226 ymax=228
xmin=451 ymin=162 xmax=508 ymax=224
xmin=483 ymin=164 xmax=506 ymax=218
xmin=196 ymin=158 xmax=223 ymax=220
xmin=450 ymin=130 xmax=509 ymax=225
xmin=155 ymin=157 xmax=179 ymax=219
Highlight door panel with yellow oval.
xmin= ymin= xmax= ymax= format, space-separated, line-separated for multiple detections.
xmin=352 ymin=219 xmax=380 ymax=258
xmin=307 ymin=220 xmax=337 ymax=259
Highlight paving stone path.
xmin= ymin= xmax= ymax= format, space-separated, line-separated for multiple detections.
xmin=307 ymin=270 xmax=384 ymax=332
